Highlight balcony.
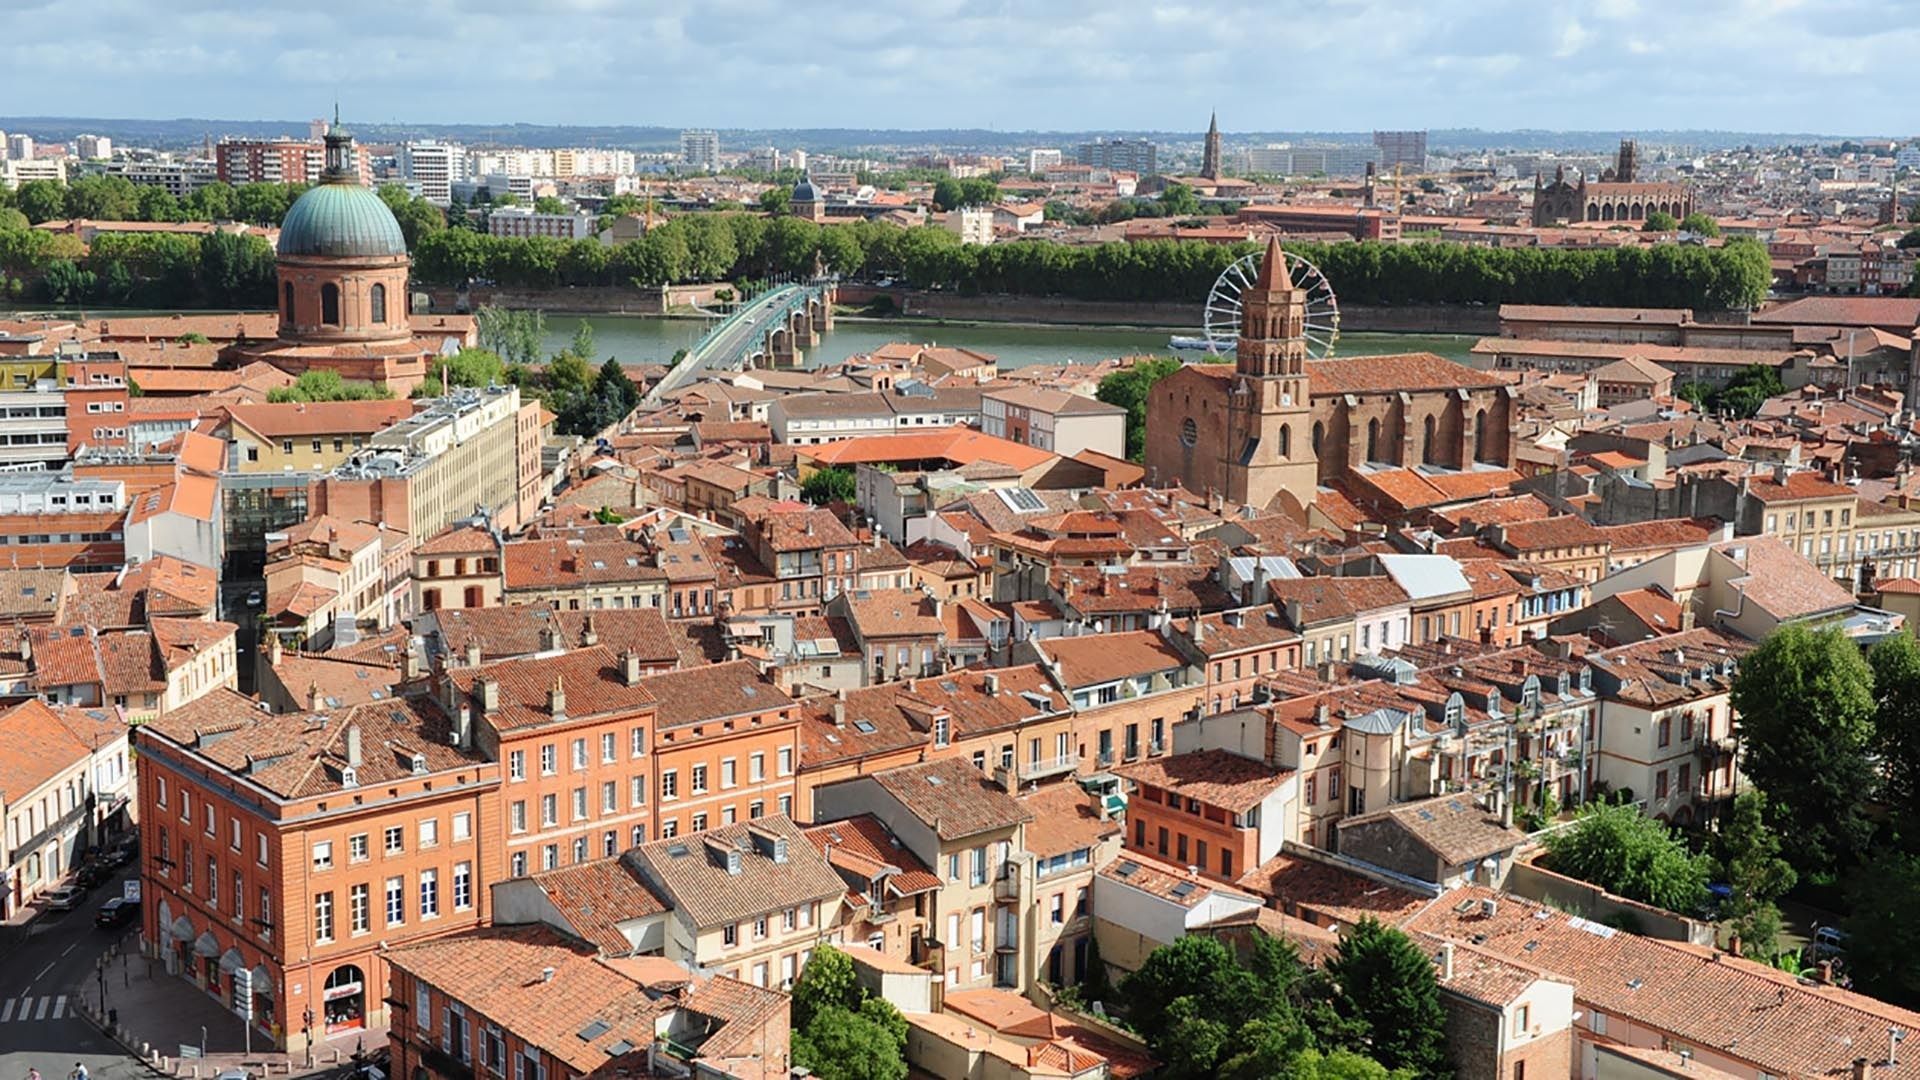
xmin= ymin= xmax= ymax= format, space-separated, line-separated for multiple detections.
xmin=1695 ymin=736 xmax=1737 ymax=763
xmin=1019 ymin=753 xmax=1079 ymax=782
xmin=995 ymin=866 xmax=1024 ymax=904
xmin=1096 ymin=749 xmax=1115 ymax=769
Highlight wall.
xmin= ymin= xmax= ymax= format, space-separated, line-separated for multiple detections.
xmin=1505 ymin=858 xmax=1714 ymax=945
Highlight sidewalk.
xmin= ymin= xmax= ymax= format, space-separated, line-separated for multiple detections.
xmin=72 ymin=941 xmax=387 ymax=1080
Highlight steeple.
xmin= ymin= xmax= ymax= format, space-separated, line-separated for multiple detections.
xmin=1202 ymin=109 xmax=1223 ymax=182
xmin=1238 ymin=235 xmax=1309 ymax=379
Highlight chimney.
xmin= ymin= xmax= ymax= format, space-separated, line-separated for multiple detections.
xmin=983 ymin=672 xmax=999 ymax=695
xmin=1192 ymin=616 xmax=1206 ymax=643
xmin=1727 ymin=932 xmax=1742 ymax=957
xmin=581 ymin=613 xmax=600 ymax=647
xmin=1854 ymin=1059 xmax=1870 ymax=1080
xmin=548 ymin=676 xmax=567 ymax=721
xmin=1440 ymin=941 xmax=1455 ymax=982
xmin=1315 ymin=699 xmax=1331 ymax=727
xmin=464 ymin=640 xmax=482 ymax=669
xmin=306 ymin=681 xmax=323 ymax=712
xmin=622 ymin=648 xmax=643 ymax=686
xmin=541 ymin=967 xmax=556 ymax=984
xmin=345 ymin=723 xmax=362 ymax=767
xmin=476 ymin=675 xmax=499 ymax=714
xmin=832 ymin=687 xmax=847 ymax=728
xmin=457 ymin=702 xmax=473 ymax=749
xmin=1819 ymin=959 xmax=1835 ymax=985
xmin=1681 ymin=604 xmax=1697 ymax=631
xmin=540 ymin=623 xmax=561 ymax=652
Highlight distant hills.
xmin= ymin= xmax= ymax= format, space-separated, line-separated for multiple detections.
xmin=0 ymin=116 xmax=1883 ymax=154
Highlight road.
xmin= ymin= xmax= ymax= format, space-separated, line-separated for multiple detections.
xmin=645 ymin=284 xmax=807 ymax=403
xmin=0 ymin=871 xmax=142 ymax=1080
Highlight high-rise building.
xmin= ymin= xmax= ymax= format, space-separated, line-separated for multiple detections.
xmin=75 ymin=134 xmax=112 ymax=161
xmin=1202 ymin=112 xmax=1222 ymax=180
xmin=1076 ymin=138 xmax=1157 ymax=175
xmin=680 ymin=129 xmax=720 ymax=173
xmin=397 ymin=140 xmax=465 ymax=205
xmin=6 ymin=134 xmax=34 ymax=162
xmin=1372 ymin=130 xmax=1428 ymax=171
xmin=1028 ymin=148 xmax=1063 ymax=174
xmin=216 ymin=137 xmax=371 ymax=186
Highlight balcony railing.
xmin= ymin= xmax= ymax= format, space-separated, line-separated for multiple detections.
xmin=1695 ymin=736 xmax=1737 ymax=762
xmin=1019 ymin=753 xmax=1078 ymax=781
xmin=1096 ymin=749 xmax=1115 ymax=769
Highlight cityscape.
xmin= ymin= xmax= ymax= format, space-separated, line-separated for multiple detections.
xmin=3 ymin=7 xmax=1920 ymax=1080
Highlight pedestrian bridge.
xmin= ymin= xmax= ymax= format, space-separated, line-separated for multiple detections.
xmin=644 ymin=280 xmax=837 ymax=406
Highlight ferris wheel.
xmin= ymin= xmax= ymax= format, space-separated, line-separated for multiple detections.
xmin=1199 ymin=248 xmax=1341 ymax=359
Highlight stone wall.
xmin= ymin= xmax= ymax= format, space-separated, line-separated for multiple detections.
xmin=1506 ymin=856 xmax=1715 ymax=945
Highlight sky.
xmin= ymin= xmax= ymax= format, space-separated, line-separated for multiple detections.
xmin=3 ymin=0 xmax=1917 ymax=135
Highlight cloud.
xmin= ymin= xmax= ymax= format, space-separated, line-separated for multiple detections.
xmin=0 ymin=0 xmax=1913 ymax=133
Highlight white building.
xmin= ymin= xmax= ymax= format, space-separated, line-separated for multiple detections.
xmin=0 ymin=700 xmax=132 ymax=919
xmin=487 ymin=204 xmax=594 ymax=240
xmin=398 ymin=140 xmax=466 ymax=205
xmin=3 ymin=158 xmax=65 ymax=189
xmin=553 ymin=148 xmax=635 ymax=177
xmin=74 ymin=135 xmax=112 ymax=161
xmin=6 ymin=134 xmax=34 ymax=162
xmin=680 ymin=129 xmax=720 ymax=173
xmin=944 ymin=207 xmax=995 ymax=246
xmin=1027 ymin=148 xmax=1063 ymax=175
xmin=100 ymin=157 xmax=219 ymax=196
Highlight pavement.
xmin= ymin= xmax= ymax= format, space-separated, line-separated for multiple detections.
xmin=0 ymin=869 xmax=376 ymax=1080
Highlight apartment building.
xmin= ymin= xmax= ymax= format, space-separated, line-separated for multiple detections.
xmin=1014 ymin=781 xmax=1121 ymax=990
xmin=263 ymin=516 xmax=390 ymax=642
xmin=802 ymin=814 xmax=940 ymax=965
xmin=411 ymin=523 xmax=502 ymax=612
xmin=0 ymin=700 xmax=130 ymax=918
xmin=0 ymin=472 xmax=129 ymax=568
xmin=813 ymin=757 xmax=1034 ymax=992
xmin=27 ymin=619 xmax=239 ymax=724
xmin=395 ymin=141 xmax=465 ymax=205
xmin=1269 ymin=575 xmax=1412 ymax=669
xmin=216 ymin=137 xmax=370 ymax=186
xmin=979 ymin=386 xmax=1125 ymax=459
xmin=627 ymin=816 xmax=843 ymax=991
xmin=220 ymin=401 xmax=417 ymax=475
xmin=486 ymin=206 xmax=594 ymax=240
xmin=828 ymin=587 xmax=948 ymax=684
xmin=1586 ymin=628 xmax=1749 ymax=825
xmin=134 ymin=689 xmax=499 ymax=1053
xmin=1175 ymin=607 xmax=1303 ymax=712
xmin=1029 ymin=631 xmax=1195 ymax=772
xmin=499 ymin=537 xmax=668 ymax=613
xmin=769 ymin=390 xmax=984 ymax=446
xmin=640 ymin=660 xmax=801 ymax=840
xmin=744 ymin=508 xmax=860 ymax=617
xmin=1116 ymin=749 xmax=1294 ymax=884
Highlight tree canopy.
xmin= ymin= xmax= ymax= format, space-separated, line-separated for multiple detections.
xmin=267 ymin=369 xmax=394 ymax=403
xmin=801 ymin=467 xmax=856 ymax=506
xmin=1543 ymin=800 xmax=1711 ymax=913
xmin=1326 ymin=918 xmax=1452 ymax=1079
xmin=1097 ymin=357 xmax=1184 ymax=461
xmin=788 ymin=946 xmax=907 ymax=1080
xmin=1718 ymin=790 xmax=1797 ymax=959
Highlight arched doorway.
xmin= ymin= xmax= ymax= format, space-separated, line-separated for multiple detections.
xmin=1586 ymin=203 xmax=1599 ymax=222
xmin=323 ymin=963 xmax=366 ymax=1034
xmin=1601 ymin=204 xmax=1615 ymax=222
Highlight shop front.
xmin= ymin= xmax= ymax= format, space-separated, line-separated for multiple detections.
xmin=322 ymin=964 xmax=365 ymax=1035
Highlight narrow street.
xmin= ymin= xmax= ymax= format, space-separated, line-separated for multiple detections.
xmin=0 ymin=870 xmax=144 ymax=1080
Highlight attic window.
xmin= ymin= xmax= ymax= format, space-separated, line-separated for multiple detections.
xmin=577 ymin=1020 xmax=611 ymax=1041
xmin=1170 ymin=881 xmax=1196 ymax=898
xmin=853 ymin=720 xmax=877 ymax=734
xmin=1114 ymin=860 xmax=1139 ymax=879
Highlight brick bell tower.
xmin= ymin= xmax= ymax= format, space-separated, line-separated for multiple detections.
xmin=1222 ymin=234 xmax=1318 ymax=510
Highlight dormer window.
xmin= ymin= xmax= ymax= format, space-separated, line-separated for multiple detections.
xmin=1444 ymin=696 xmax=1464 ymax=726
xmin=411 ymin=754 xmax=427 ymax=775
xmin=340 ymin=766 xmax=358 ymax=788
xmin=1579 ymin=668 xmax=1592 ymax=693
xmin=726 ymin=849 xmax=742 ymax=876
xmin=933 ymin=715 xmax=950 ymax=748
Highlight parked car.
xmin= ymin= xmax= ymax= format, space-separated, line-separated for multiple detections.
xmin=94 ymin=896 xmax=139 ymax=929
xmin=1813 ymin=925 xmax=1850 ymax=957
xmin=105 ymin=839 xmax=138 ymax=868
xmin=73 ymin=862 xmax=113 ymax=889
xmin=215 ymin=1069 xmax=254 ymax=1080
xmin=44 ymin=886 xmax=85 ymax=912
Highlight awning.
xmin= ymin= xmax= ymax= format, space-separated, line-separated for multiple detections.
xmin=172 ymin=916 xmax=194 ymax=941
xmin=251 ymin=965 xmax=274 ymax=997
xmin=157 ymin=900 xmax=174 ymax=938
xmin=194 ymin=931 xmax=220 ymax=958
xmin=219 ymin=948 xmax=245 ymax=973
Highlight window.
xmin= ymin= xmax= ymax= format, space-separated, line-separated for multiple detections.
xmin=721 ymin=759 xmax=737 ymax=789
xmin=539 ymin=744 xmax=556 ymax=776
xmin=511 ymin=852 xmax=526 ymax=877
xmin=369 ymin=282 xmax=387 ymax=323
xmin=508 ymin=750 xmax=525 ymax=781
xmin=420 ymin=869 xmax=439 ymax=919
xmin=230 ymin=818 xmax=241 ymax=851
xmin=723 ymin=924 xmax=738 ymax=947
xmin=1655 ymin=770 xmax=1670 ymax=800
xmin=661 ymin=770 xmax=679 ymax=801
xmin=778 ymin=747 xmax=793 ymax=776
xmin=313 ymin=891 xmax=334 ymax=943
xmin=510 ymin=801 xmax=527 ymax=833
xmin=1050 ymin=893 xmax=1064 ymax=925
xmin=630 ymin=726 xmax=646 ymax=757
xmin=1656 ymin=717 xmax=1672 ymax=748
xmin=601 ymin=732 xmax=616 ymax=763
xmin=350 ymin=883 xmax=369 ymax=934
xmin=320 ymin=282 xmax=340 ymax=325
xmin=386 ymin=876 xmax=406 ymax=925
xmin=453 ymin=861 xmax=472 ymax=910
xmin=312 ymin=840 xmax=334 ymax=870
xmin=601 ymin=781 xmax=617 ymax=814
xmin=750 ymin=753 xmax=765 ymax=782
xmin=541 ymin=794 xmax=557 ymax=827
xmin=631 ymin=776 xmax=646 ymax=808
xmin=452 ymin=812 xmax=471 ymax=843
xmin=970 ymin=908 xmax=987 ymax=952
xmin=384 ymin=826 xmax=404 ymax=854
xmin=419 ymin=818 xmax=439 ymax=848
xmin=691 ymin=765 xmax=708 ymax=794
xmin=542 ymin=844 xmax=558 ymax=870
xmin=348 ymin=833 xmax=369 ymax=862
xmin=571 ymin=738 xmax=587 ymax=771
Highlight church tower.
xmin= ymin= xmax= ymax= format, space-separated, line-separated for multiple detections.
xmin=1201 ymin=111 xmax=1222 ymax=181
xmin=1221 ymin=235 xmax=1317 ymax=510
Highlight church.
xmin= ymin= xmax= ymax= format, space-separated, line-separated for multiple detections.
xmin=1144 ymin=236 xmax=1517 ymax=514
xmin=1531 ymin=139 xmax=1694 ymax=227
xmin=224 ymin=114 xmax=463 ymax=395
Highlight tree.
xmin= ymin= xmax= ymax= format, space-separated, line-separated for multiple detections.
xmin=545 ymin=350 xmax=594 ymax=400
xmin=1642 ymin=210 xmax=1680 ymax=232
xmin=267 ymin=369 xmax=393 ymax=403
xmin=378 ymin=184 xmax=446 ymax=249
xmin=1731 ymin=624 xmax=1878 ymax=874
xmin=1326 ymin=918 xmax=1451 ymax=1079
xmin=1680 ymin=212 xmax=1721 ymax=237
xmin=1544 ymin=800 xmax=1711 ymax=913
xmin=569 ymin=320 xmax=596 ymax=362
xmin=801 ymin=467 xmax=856 ymax=505
xmin=15 ymin=181 xmax=65 ymax=224
xmin=1160 ymin=183 xmax=1201 ymax=216
xmin=1676 ymin=380 xmax=1713 ymax=408
xmin=1715 ymin=362 xmax=1786 ymax=418
xmin=1873 ymin=632 xmax=1920 ymax=844
xmin=1718 ymin=790 xmax=1797 ymax=958
xmin=788 ymin=947 xmax=907 ymax=1080
xmin=790 ymin=942 xmax=861 ymax=1029
xmin=176 ymin=332 xmax=211 ymax=345
xmin=1845 ymin=852 xmax=1920 ymax=1007
xmin=436 ymin=348 xmax=507 ymax=389
xmin=757 ymin=188 xmax=789 ymax=215
xmin=40 ymin=260 xmax=95 ymax=304
xmin=476 ymin=307 xmax=547 ymax=368
xmin=1097 ymin=357 xmax=1183 ymax=460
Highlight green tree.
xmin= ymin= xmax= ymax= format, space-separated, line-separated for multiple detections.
xmin=185 ymin=181 xmax=234 ymax=222
xmin=1287 ymin=1048 xmax=1397 ymax=1080
xmin=569 ymin=320 xmax=597 ymax=362
xmin=758 ymin=188 xmax=789 ymax=215
xmin=1327 ymin=918 xmax=1451 ymax=1079
xmin=1731 ymin=624 xmax=1878 ymax=874
xmin=63 ymin=176 xmax=140 ymax=221
xmin=801 ymin=467 xmax=856 ymax=505
xmin=545 ymin=350 xmax=594 ymax=399
xmin=436 ymin=348 xmax=507 ymax=389
xmin=267 ymin=369 xmax=394 ymax=403
xmin=1718 ymin=790 xmax=1796 ymax=959
xmin=1642 ymin=210 xmax=1680 ymax=232
xmin=40 ymin=260 xmax=95 ymax=303
xmin=1715 ymin=363 xmax=1786 ymax=418
xmin=532 ymin=196 xmax=568 ymax=215
xmin=1160 ymin=183 xmax=1201 ymax=216
xmin=1096 ymin=357 xmax=1183 ymax=460
xmin=15 ymin=181 xmax=66 ymax=224
xmin=176 ymin=332 xmax=211 ymax=345
xmin=1544 ymin=801 xmax=1711 ymax=913
xmin=788 ymin=947 xmax=907 ymax=1080
xmin=378 ymin=184 xmax=446 ymax=249
xmin=137 ymin=185 xmax=183 ymax=223
xmin=234 ymin=181 xmax=298 ymax=226
xmin=1844 ymin=852 xmax=1920 ymax=1007
xmin=790 ymin=942 xmax=861 ymax=1029
xmin=1676 ymin=380 xmax=1713 ymax=408
xmin=476 ymin=306 xmax=547 ymax=367
xmin=1875 ymin=632 xmax=1920 ymax=845
xmin=1680 ymin=212 xmax=1721 ymax=237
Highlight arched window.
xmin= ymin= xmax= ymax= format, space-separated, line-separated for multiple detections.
xmin=282 ymin=281 xmax=295 ymax=322
xmin=1601 ymin=204 xmax=1615 ymax=222
xmin=1473 ymin=407 xmax=1489 ymax=463
xmin=1422 ymin=414 xmax=1437 ymax=464
xmin=1586 ymin=203 xmax=1599 ymax=222
xmin=1311 ymin=421 xmax=1324 ymax=455
xmin=369 ymin=283 xmax=386 ymax=324
xmin=1366 ymin=417 xmax=1380 ymax=462
xmin=320 ymin=283 xmax=341 ymax=326
xmin=1278 ymin=424 xmax=1291 ymax=459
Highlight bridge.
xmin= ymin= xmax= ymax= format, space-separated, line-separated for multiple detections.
xmin=643 ymin=279 xmax=837 ymax=406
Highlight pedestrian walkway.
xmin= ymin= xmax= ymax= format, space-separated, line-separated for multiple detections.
xmin=0 ymin=994 xmax=70 ymax=1022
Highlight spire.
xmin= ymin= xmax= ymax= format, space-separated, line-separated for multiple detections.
xmin=1207 ymin=111 xmax=1218 ymax=136
xmin=1254 ymin=233 xmax=1287 ymax=289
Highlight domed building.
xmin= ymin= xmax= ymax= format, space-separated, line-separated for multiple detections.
xmin=789 ymin=173 xmax=826 ymax=221
xmin=227 ymin=114 xmax=469 ymax=395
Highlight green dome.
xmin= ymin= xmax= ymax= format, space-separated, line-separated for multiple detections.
xmin=278 ymin=181 xmax=408 ymax=258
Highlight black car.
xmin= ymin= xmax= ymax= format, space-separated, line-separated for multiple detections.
xmin=94 ymin=897 xmax=139 ymax=929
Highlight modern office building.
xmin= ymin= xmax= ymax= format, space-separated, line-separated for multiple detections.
xmin=680 ymin=129 xmax=720 ymax=172
xmin=396 ymin=141 xmax=465 ymax=205
xmin=1075 ymin=138 xmax=1157 ymax=175
xmin=1372 ymin=130 xmax=1429 ymax=171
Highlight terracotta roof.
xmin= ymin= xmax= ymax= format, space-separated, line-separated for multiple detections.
xmin=842 ymin=588 xmax=944 ymax=639
xmin=757 ymin=508 xmax=858 ymax=553
xmin=1018 ymin=781 xmax=1121 ymax=859
xmin=526 ymin=858 xmax=669 ymax=955
xmin=415 ymin=522 xmax=498 ymax=557
xmin=1307 ymin=353 xmax=1511 ymax=396
xmin=1269 ymin=575 xmax=1410 ymax=627
xmin=1116 ymin=749 xmax=1293 ymax=814
xmin=630 ymin=816 xmax=845 ymax=928
xmin=225 ymin=400 xmax=415 ymax=438
xmin=1405 ymin=885 xmax=1920 ymax=1080
xmin=865 ymin=756 xmax=1033 ymax=841
xmin=1594 ymin=517 xmax=1724 ymax=553
xmin=1493 ymin=515 xmax=1609 ymax=553
xmin=1340 ymin=793 xmax=1527 ymax=867
xmin=426 ymin=606 xmax=681 ymax=668
xmin=804 ymin=427 xmax=1054 ymax=472
xmin=633 ymin=659 xmax=793 ymax=730
xmin=501 ymin=538 xmax=667 ymax=590
xmin=1746 ymin=470 xmax=1856 ymax=503
xmin=1100 ymin=849 xmax=1255 ymax=910
xmin=0 ymin=700 xmax=94 ymax=800
xmin=1711 ymin=535 xmax=1855 ymax=619
xmin=447 ymin=647 xmax=659 ymax=733
xmin=1037 ymin=630 xmax=1191 ymax=688
xmin=1235 ymin=852 xmax=1430 ymax=929
xmin=0 ymin=569 xmax=66 ymax=620
xmin=149 ymin=618 xmax=235 ymax=672
xmin=803 ymin=814 xmax=942 ymax=897
xmin=273 ymin=652 xmax=404 ymax=711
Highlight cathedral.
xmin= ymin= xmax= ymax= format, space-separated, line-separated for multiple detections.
xmin=1144 ymin=236 xmax=1517 ymax=514
xmin=1532 ymin=139 xmax=1693 ymax=227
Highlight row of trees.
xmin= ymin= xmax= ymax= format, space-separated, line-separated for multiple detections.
xmin=0 ymin=214 xmax=279 ymax=308
xmin=1119 ymin=919 xmax=1449 ymax=1079
xmin=416 ymin=214 xmax=1772 ymax=310
xmin=0 ymin=174 xmax=315 ymax=227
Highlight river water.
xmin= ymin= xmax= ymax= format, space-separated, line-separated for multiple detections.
xmin=543 ymin=314 xmax=1478 ymax=370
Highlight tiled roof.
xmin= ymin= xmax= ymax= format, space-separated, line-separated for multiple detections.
xmin=149 ymin=618 xmax=235 ymax=673
xmin=1018 ymin=781 xmax=1121 ymax=859
xmin=630 ymin=816 xmax=845 ymax=928
xmin=1594 ymin=517 xmax=1725 ymax=552
xmin=1405 ymin=885 xmax=1920 ymax=1080
xmin=0 ymin=568 xmax=65 ymax=620
xmin=1116 ymin=749 xmax=1293 ymax=813
xmin=274 ymin=652 xmax=404 ymax=711
xmin=426 ymin=606 xmax=681 ymax=667
xmin=1235 ymin=852 xmax=1430 ymax=928
xmin=634 ymin=659 xmax=793 ymax=730
xmin=1340 ymin=794 xmax=1527 ymax=867
xmin=1100 ymin=849 xmax=1253 ymax=910
xmin=1711 ymin=535 xmax=1855 ymax=620
xmin=804 ymin=427 xmax=1055 ymax=472
xmin=0 ymin=700 xmax=93 ymax=800
xmin=757 ymin=509 xmax=858 ymax=553
xmin=415 ymin=523 xmax=498 ymax=556
xmin=447 ymin=647 xmax=659 ymax=733
xmin=1270 ymin=575 xmax=1410 ymax=626
xmin=1494 ymin=515 xmax=1609 ymax=552
xmin=501 ymin=538 xmax=667 ymax=590
xmin=842 ymin=588 xmax=944 ymax=639
xmin=1179 ymin=607 xmax=1299 ymax=656
xmin=803 ymin=814 xmax=942 ymax=897
xmin=1746 ymin=471 xmax=1856 ymax=503
xmin=867 ymin=757 xmax=1032 ymax=841
xmin=527 ymin=858 xmax=669 ymax=955
xmin=1038 ymin=630 xmax=1191 ymax=688
xmin=1307 ymin=353 xmax=1511 ymax=396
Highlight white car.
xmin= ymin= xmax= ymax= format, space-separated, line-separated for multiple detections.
xmin=44 ymin=886 xmax=85 ymax=912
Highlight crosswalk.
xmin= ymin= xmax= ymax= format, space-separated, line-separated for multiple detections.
xmin=0 ymin=995 xmax=67 ymax=1022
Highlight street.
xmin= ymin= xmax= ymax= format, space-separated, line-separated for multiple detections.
xmin=0 ymin=871 xmax=143 ymax=1080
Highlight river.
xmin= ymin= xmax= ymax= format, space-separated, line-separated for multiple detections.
xmin=543 ymin=314 xmax=1478 ymax=370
